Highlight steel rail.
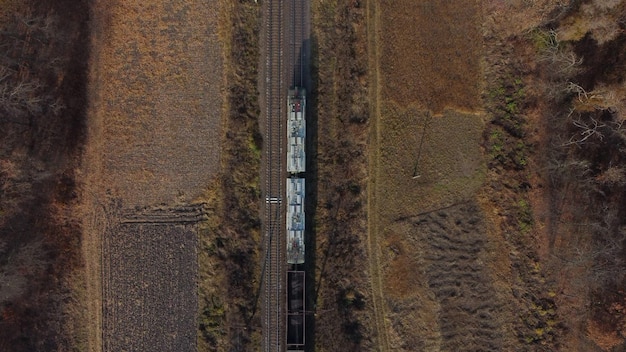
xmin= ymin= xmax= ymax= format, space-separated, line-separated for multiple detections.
xmin=263 ymin=0 xmax=284 ymax=350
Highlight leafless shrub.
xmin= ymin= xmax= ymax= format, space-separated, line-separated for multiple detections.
xmin=17 ymin=14 xmax=59 ymax=44
xmin=567 ymin=82 xmax=621 ymax=113
xmin=0 ymin=63 xmax=52 ymax=122
xmin=0 ymin=76 xmax=46 ymax=117
xmin=537 ymin=30 xmax=583 ymax=78
xmin=558 ymin=83 xmax=626 ymax=148
xmin=48 ymin=97 xmax=65 ymax=116
xmin=596 ymin=166 xmax=626 ymax=187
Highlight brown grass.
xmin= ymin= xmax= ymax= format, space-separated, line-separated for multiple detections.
xmin=85 ymin=0 xmax=224 ymax=208
xmin=379 ymin=0 xmax=482 ymax=113
xmin=377 ymin=105 xmax=485 ymax=219
xmin=310 ymin=0 xmax=377 ymax=350
xmin=81 ymin=0 xmax=227 ymax=350
xmin=196 ymin=0 xmax=262 ymax=350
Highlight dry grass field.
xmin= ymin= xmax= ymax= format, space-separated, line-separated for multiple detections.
xmin=379 ymin=0 xmax=482 ymax=114
xmin=368 ymin=0 xmax=499 ymax=350
xmin=81 ymin=0 xmax=227 ymax=350
xmin=85 ymin=0 xmax=224 ymax=207
xmin=366 ymin=0 xmax=626 ymax=351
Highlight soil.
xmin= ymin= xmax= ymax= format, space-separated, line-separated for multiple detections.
xmin=102 ymin=218 xmax=198 ymax=351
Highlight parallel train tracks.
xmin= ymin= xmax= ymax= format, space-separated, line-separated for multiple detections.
xmin=263 ymin=0 xmax=285 ymax=350
xmin=263 ymin=0 xmax=309 ymax=351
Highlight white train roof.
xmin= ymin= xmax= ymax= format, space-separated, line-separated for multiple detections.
xmin=287 ymin=178 xmax=305 ymax=264
xmin=287 ymin=93 xmax=306 ymax=174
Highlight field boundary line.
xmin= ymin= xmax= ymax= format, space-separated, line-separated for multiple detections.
xmin=366 ymin=0 xmax=390 ymax=350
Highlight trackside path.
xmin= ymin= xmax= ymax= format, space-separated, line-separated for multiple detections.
xmin=366 ymin=0 xmax=390 ymax=350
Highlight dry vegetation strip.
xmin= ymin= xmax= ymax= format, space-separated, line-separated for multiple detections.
xmin=196 ymin=0 xmax=263 ymax=350
xmin=0 ymin=0 xmax=89 ymax=350
xmin=520 ymin=2 xmax=626 ymax=349
xmin=476 ymin=1 xmax=626 ymax=350
xmin=365 ymin=0 xmax=390 ymax=349
xmin=310 ymin=0 xmax=376 ymax=350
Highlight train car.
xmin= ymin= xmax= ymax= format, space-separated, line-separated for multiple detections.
xmin=286 ymin=270 xmax=305 ymax=349
xmin=287 ymin=88 xmax=306 ymax=174
xmin=286 ymin=178 xmax=305 ymax=265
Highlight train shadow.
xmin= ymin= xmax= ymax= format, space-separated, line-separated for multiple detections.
xmin=290 ymin=36 xmax=310 ymax=92
xmin=302 ymin=35 xmax=316 ymax=352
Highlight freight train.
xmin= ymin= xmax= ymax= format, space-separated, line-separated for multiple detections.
xmin=286 ymin=178 xmax=305 ymax=265
xmin=286 ymin=87 xmax=306 ymax=350
xmin=287 ymin=87 xmax=306 ymax=174
xmin=287 ymin=87 xmax=306 ymax=265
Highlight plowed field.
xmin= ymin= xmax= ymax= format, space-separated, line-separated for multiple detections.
xmin=102 ymin=222 xmax=198 ymax=352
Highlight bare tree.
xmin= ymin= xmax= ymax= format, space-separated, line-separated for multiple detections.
xmin=562 ymin=116 xmax=606 ymax=147
xmin=0 ymin=65 xmax=50 ymax=124
xmin=537 ymin=30 xmax=583 ymax=78
xmin=596 ymin=166 xmax=626 ymax=187
xmin=566 ymin=82 xmax=620 ymax=113
xmin=559 ymin=82 xmax=626 ymax=147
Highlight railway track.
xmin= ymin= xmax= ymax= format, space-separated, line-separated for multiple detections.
xmin=263 ymin=0 xmax=285 ymax=351
xmin=262 ymin=0 xmax=310 ymax=350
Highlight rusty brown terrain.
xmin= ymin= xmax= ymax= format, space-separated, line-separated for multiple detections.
xmin=311 ymin=0 xmax=626 ymax=351
xmin=364 ymin=0 xmax=626 ymax=351
xmin=82 ymin=0 xmax=228 ymax=350
xmin=3 ymin=0 xmax=626 ymax=351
